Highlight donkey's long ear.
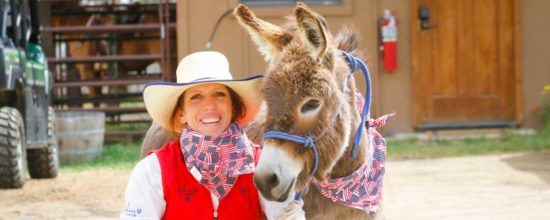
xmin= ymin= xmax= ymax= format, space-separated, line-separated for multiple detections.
xmin=234 ymin=4 xmax=293 ymax=62
xmin=295 ymin=3 xmax=330 ymax=63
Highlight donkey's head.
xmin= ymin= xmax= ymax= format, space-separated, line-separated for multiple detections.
xmin=235 ymin=3 xmax=362 ymax=201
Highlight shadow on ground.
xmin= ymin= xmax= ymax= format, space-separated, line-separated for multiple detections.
xmin=503 ymin=150 xmax=550 ymax=185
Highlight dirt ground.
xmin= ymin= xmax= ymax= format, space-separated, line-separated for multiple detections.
xmin=1 ymin=151 xmax=549 ymax=220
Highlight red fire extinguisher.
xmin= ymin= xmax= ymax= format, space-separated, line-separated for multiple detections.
xmin=380 ymin=10 xmax=397 ymax=72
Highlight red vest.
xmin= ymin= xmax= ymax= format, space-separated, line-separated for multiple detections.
xmin=154 ymin=141 xmax=263 ymax=220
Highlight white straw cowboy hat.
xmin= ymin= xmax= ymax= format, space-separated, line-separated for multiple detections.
xmin=143 ymin=51 xmax=263 ymax=131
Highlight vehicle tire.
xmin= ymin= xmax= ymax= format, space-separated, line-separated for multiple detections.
xmin=0 ymin=107 xmax=26 ymax=188
xmin=27 ymin=107 xmax=59 ymax=179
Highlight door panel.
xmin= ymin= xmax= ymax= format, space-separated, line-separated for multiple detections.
xmin=412 ymin=0 xmax=517 ymax=126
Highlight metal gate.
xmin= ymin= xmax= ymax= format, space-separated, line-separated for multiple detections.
xmin=40 ymin=0 xmax=176 ymax=141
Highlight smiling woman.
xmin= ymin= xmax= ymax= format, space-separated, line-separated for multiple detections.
xmin=120 ymin=51 xmax=265 ymax=220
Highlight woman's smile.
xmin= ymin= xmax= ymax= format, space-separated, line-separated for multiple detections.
xmin=200 ymin=117 xmax=221 ymax=124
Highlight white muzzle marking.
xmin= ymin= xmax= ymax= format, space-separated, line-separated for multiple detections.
xmin=255 ymin=143 xmax=303 ymax=201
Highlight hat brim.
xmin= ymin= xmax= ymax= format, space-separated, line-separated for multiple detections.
xmin=143 ymin=74 xmax=264 ymax=131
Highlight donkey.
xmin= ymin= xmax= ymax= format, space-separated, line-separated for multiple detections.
xmin=233 ymin=3 xmax=389 ymax=219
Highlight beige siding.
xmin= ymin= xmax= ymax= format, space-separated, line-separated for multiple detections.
xmin=521 ymin=0 xmax=550 ymax=128
xmin=177 ymin=0 xmax=549 ymax=133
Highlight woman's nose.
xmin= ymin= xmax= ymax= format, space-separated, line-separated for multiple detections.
xmin=202 ymin=97 xmax=216 ymax=109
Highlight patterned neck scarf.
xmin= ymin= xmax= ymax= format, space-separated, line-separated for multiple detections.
xmin=311 ymin=90 xmax=394 ymax=214
xmin=312 ymin=116 xmax=390 ymax=214
xmin=180 ymin=123 xmax=255 ymax=199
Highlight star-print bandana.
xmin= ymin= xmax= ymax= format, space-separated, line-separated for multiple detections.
xmin=180 ymin=123 xmax=255 ymax=199
xmin=312 ymin=90 xmax=395 ymax=214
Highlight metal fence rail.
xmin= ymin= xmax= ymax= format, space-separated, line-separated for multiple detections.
xmin=40 ymin=0 xmax=177 ymax=140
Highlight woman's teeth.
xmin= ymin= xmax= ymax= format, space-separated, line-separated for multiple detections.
xmin=201 ymin=117 xmax=220 ymax=124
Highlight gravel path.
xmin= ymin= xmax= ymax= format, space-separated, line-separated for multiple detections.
xmin=1 ymin=151 xmax=549 ymax=220
xmin=380 ymin=151 xmax=550 ymax=220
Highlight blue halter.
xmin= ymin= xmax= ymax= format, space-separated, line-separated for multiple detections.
xmin=261 ymin=51 xmax=372 ymax=200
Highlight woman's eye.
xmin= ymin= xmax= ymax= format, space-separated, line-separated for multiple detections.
xmin=214 ymin=92 xmax=227 ymax=97
xmin=190 ymin=94 xmax=201 ymax=100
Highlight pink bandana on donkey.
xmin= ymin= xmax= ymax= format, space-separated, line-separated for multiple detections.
xmin=180 ymin=123 xmax=255 ymax=199
xmin=312 ymin=90 xmax=395 ymax=214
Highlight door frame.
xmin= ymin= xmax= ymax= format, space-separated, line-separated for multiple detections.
xmin=410 ymin=0 xmax=523 ymax=128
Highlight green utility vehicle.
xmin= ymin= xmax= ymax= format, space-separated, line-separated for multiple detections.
xmin=0 ymin=0 xmax=58 ymax=188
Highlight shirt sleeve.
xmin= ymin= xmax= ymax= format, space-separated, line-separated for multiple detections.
xmin=120 ymin=154 xmax=165 ymax=220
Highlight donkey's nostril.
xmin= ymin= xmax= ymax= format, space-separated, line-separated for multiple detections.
xmin=254 ymin=173 xmax=279 ymax=193
xmin=268 ymin=173 xmax=279 ymax=188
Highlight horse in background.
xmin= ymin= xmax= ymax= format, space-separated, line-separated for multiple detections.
xmin=52 ymin=14 xmax=112 ymax=107
xmin=106 ymin=10 xmax=177 ymax=93
xmin=116 ymin=13 xmax=163 ymax=75
xmin=52 ymin=10 xmax=175 ymax=107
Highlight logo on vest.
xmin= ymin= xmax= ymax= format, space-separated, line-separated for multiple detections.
xmin=240 ymin=187 xmax=249 ymax=195
xmin=177 ymin=185 xmax=199 ymax=202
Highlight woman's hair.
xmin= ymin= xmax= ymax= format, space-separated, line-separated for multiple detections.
xmin=169 ymin=86 xmax=246 ymax=132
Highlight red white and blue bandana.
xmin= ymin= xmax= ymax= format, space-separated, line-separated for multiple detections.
xmin=180 ymin=123 xmax=255 ymax=199
xmin=312 ymin=90 xmax=394 ymax=214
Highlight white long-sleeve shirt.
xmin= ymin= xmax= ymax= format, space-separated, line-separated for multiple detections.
xmin=120 ymin=154 xmax=164 ymax=219
xmin=120 ymin=154 xmax=291 ymax=220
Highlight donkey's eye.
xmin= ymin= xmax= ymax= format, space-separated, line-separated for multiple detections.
xmin=301 ymin=99 xmax=321 ymax=114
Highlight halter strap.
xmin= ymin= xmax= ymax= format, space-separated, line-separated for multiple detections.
xmin=342 ymin=51 xmax=372 ymax=157
xmin=262 ymin=131 xmax=319 ymax=177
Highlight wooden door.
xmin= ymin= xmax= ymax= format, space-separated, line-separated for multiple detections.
xmin=411 ymin=0 xmax=520 ymax=128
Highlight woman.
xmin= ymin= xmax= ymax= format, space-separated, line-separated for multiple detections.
xmin=121 ymin=51 xmax=264 ymax=219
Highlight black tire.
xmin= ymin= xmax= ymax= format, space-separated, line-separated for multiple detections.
xmin=27 ymin=107 xmax=59 ymax=179
xmin=0 ymin=107 xmax=26 ymax=189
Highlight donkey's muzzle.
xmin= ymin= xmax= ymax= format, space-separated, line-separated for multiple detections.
xmin=254 ymin=143 xmax=303 ymax=201
xmin=254 ymin=171 xmax=295 ymax=202
xmin=254 ymin=171 xmax=280 ymax=200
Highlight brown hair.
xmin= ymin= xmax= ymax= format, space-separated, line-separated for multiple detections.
xmin=168 ymin=86 xmax=246 ymax=132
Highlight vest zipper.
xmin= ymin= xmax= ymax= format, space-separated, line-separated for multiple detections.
xmin=213 ymin=210 xmax=218 ymax=220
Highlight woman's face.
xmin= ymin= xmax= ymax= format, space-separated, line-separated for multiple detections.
xmin=178 ymin=83 xmax=233 ymax=136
